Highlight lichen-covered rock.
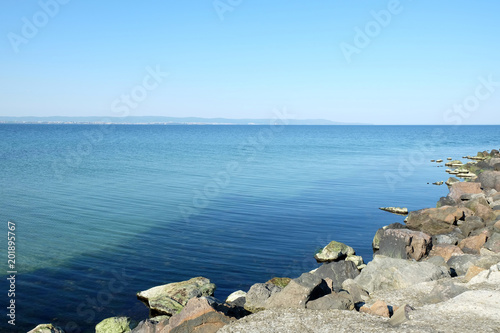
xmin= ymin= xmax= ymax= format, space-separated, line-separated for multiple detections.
xmin=314 ymin=240 xmax=355 ymax=262
xmin=266 ymin=277 xmax=291 ymax=289
xmin=28 ymin=324 xmax=65 ymax=333
xmin=137 ymin=277 xmax=216 ymax=316
xmin=96 ymin=317 xmax=137 ymax=333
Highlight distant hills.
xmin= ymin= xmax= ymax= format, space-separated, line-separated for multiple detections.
xmin=0 ymin=116 xmax=369 ymax=125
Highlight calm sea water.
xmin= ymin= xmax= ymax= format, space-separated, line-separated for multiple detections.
xmin=0 ymin=124 xmax=498 ymax=332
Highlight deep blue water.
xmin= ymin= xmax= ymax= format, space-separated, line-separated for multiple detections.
xmin=0 ymin=124 xmax=498 ymax=332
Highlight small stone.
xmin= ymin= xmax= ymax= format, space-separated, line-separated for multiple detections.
xmin=389 ymin=304 xmax=413 ymax=326
xmin=494 ymin=221 xmax=500 ymax=233
xmin=367 ymin=300 xmax=390 ymax=318
xmin=226 ymin=290 xmax=247 ymax=305
xmin=314 ymin=240 xmax=355 ymax=262
xmin=465 ymin=265 xmax=487 ymax=282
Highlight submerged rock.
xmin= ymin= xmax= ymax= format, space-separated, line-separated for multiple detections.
xmin=137 ymin=277 xmax=216 ymax=316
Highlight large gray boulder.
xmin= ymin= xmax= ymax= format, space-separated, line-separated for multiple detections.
xmin=265 ymin=273 xmax=330 ymax=309
xmin=137 ymin=277 xmax=216 ymax=316
xmin=479 ymin=171 xmax=500 ymax=191
xmin=354 ymin=256 xmax=450 ymax=293
xmin=244 ymin=283 xmax=281 ymax=313
xmin=484 ymin=232 xmax=500 ymax=253
xmin=377 ymin=228 xmax=432 ymax=260
xmin=312 ymin=260 xmax=360 ymax=290
xmin=305 ymin=291 xmax=354 ymax=310
xmin=372 ymin=223 xmax=405 ymax=250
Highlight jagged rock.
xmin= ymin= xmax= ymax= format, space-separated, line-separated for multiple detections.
xmin=432 ymin=231 xmax=463 ymax=246
xmin=419 ymin=280 xmax=468 ymax=304
xmin=377 ymin=228 xmax=432 ymax=260
xmin=459 ymin=216 xmax=485 ymax=237
xmin=388 ymin=304 xmax=413 ymax=326
xmin=465 ymin=200 xmax=497 ymax=223
xmin=345 ymin=255 xmax=365 ymax=269
xmin=458 ymin=234 xmax=488 ymax=254
xmin=360 ymin=300 xmax=390 ymax=317
xmin=266 ymin=277 xmax=291 ymax=288
xmin=405 ymin=206 xmax=472 ymax=235
xmin=437 ymin=195 xmax=457 ymax=207
xmin=465 ymin=265 xmax=487 ymax=282
xmin=312 ymin=260 xmax=360 ymax=290
xmin=28 ymin=324 xmax=65 ymax=333
xmin=137 ymin=277 xmax=216 ymax=316
xmin=478 ymin=171 xmax=500 ymax=191
xmin=341 ymin=279 xmax=370 ymax=304
xmin=266 ymin=273 xmax=330 ymax=309
xmin=130 ymin=316 xmax=170 ymax=333
xmin=379 ymin=207 xmax=408 ymax=215
xmin=96 ymin=317 xmax=137 ymax=333
xmin=468 ymin=262 xmax=500 ymax=285
xmin=447 ymin=254 xmax=481 ymax=276
xmin=372 ymin=223 xmax=406 ymax=250
xmin=494 ymin=221 xmax=500 ymax=232
xmin=428 ymin=244 xmax=464 ymax=261
xmin=306 ymin=291 xmax=354 ymax=310
xmin=244 ymin=283 xmax=282 ymax=313
xmin=354 ymin=256 xmax=450 ymax=293
xmin=314 ymin=241 xmax=355 ymax=262
xmin=449 ymin=182 xmax=483 ymax=202
xmin=484 ymin=232 xmax=500 ymax=253
xmin=226 ymin=290 xmax=246 ymax=307
xmin=164 ymin=297 xmax=239 ymax=333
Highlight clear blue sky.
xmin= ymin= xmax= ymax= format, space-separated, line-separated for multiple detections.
xmin=1 ymin=0 xmax=499 ymax=124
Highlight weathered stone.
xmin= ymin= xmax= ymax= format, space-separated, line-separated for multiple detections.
xmin=372 ymin=223 xmax=405 ymax=250
xmin=419 ymin=280 xmax=468 ymax=304
xmin=137 ymin=277 xmax=216 ymax=316
xmin=437 ymin=195 xmax=457 ymax=207
xmin=484 ymin=232 xmax=500 ymax=253
xmin=266 ymin=273 xmax=330 ymax=309
xmin=379 ymin=207 xmax=408 ymax=215
xmin=314 ymin=241 xmax=355 ymax=262
xmin=447 ymin=254 xmax=480 ymax=276
xmin=465 ymin=265 xmax=487 ymax=282
xmin=312 ymin=260 xmax=360 ymax=290
xmin=306 ymin=292 xmax=354 ymax=310
xmin=165 ymin=297 xmax=238 ymax=333
xmin=226 ymin=290 xmax=246 ymax=307
xmin=96 ymin=317 xmax=137 ymax=333
xmin=377 ymin=228 xmax=432 ymax=260
xmin=28 ymin=324 xmax=65 ymax=333
xmin=428 ymin=244 xmax=464 ymax=261
xmin=345 ymin=255 xmax=364 ymax=269
xmin=266 ymin=277 xmax=291 ymax=289
xmin=130 ymin=316 xmax=170 ymax=333
xmin=354 ymin=256 xmax=449 ymax=294
xmin=478 ymin=171 xmax=500 ymax=191
xmin=449 ymin=182 xmax=482 ymax=202
xmin=432 ymin=231 xmax=462 ymax=245
xmin=468 ymin=262 xmax=500 ymax=285
xmin=341 ymin=279 xmax=370 ymax=304
xmin=459 ymin=216 xmax=485 ymax=237
xmin=405 ymin=206 xmax=472 ymax=235
xmin=244 ymin=283 xmax=281 ymax=313
xmin=388 ymin=304 xmax=413 ymax=326
xmin=458 ymin=234 xmax=488 ymax=254
xmin=494 ymin=220 xmax=500 ymax=232
xmin=465 ymin=200 xmax=496 ymax=222
xmin=360 ymin=300 xmax=390 ymax=318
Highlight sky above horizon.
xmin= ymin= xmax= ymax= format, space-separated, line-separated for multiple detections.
xmin=1 ymin=0 xmax=499 ymax=125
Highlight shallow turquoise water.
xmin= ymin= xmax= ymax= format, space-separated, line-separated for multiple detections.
xmin=0 ymin=124 xmax=498 ymax=332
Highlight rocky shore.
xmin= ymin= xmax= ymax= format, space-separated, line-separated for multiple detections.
xmin=29 ymin=149 xmax=500 ymax=333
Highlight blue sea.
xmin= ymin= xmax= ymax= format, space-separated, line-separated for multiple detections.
xmin=0 ymin=124 xmax=498 ymax=332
